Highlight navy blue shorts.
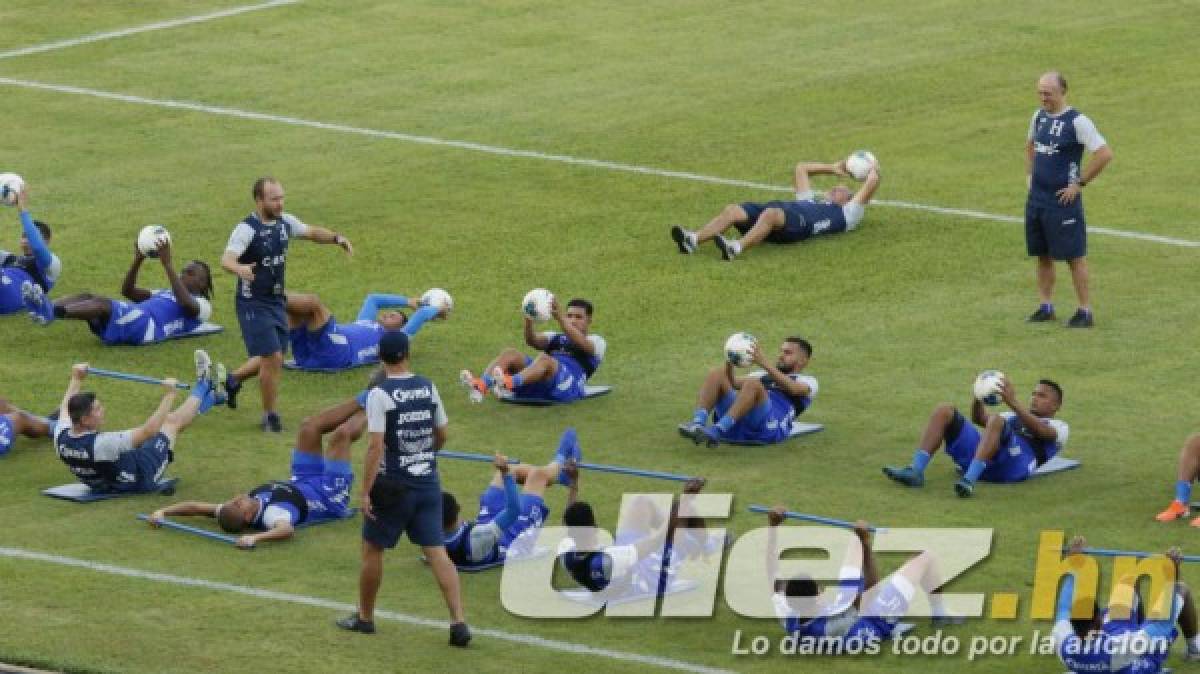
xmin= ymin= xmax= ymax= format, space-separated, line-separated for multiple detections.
xmin=1025 ymin=199 xmax=1086 ymax=260
xmin=113 ymin=432 xmax=174 ymax=492
xmin=236 ymin=299 xmax=288 ymax=357
xmin=737 ymin=201 xmax=812 ymax=244
xmin=362 ymin=480 xmax=444 ymax=549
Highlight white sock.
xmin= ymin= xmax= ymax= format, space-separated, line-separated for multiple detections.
xmin=730 ymin=240 xmax=743 ymax=254
xmin=1190 ymin=635 xmax=1200 ymax=651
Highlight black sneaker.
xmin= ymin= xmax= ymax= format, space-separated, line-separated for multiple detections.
xmin=449 ymin=622 xmax=472 ymax=648
xmin=669 ymin=225 xmax=696 ymax=254
xmin=713 ymin=235 xmax=738 ymax=261
xmin=1026 ymin=306 xmax=1056 ymax=322
xmin=263 ymin=412 xmax=283 ymax=433
xmin=1066 ymin=309 xmax=1094 ymax=328
xmin=224 ymin=373 xmax=241 ymax=409
xmin=336 ymin=614 xmax=376 ymax=634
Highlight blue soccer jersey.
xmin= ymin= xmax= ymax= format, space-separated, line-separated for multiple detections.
xmin=291 ymin=318 xmax=385 ymax=369
xmin=95 ymin=289 xmax=212 ymax=345
xmin=1027 ymin=108 xmax=1107 ymax=206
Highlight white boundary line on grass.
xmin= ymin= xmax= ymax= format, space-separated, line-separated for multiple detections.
xmin=0 ymin=0 xmax=300 ymax=61
xmin=0 ymin=74 xmax=1195 ymax=249
xmin=0 ymin=546 xmax=735 ymax=674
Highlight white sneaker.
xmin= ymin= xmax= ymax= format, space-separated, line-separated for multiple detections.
xmin=1187 ymin=647 xmax=1200 ymax=662
xmin=459 ymin=369 xmax=484 ymax=404
xmin=491 ymin=366 xmax=512 ymax=396
xmin=714 ymin=236 xmax=739 ymax=261
xmin=194 ymin=349 xmax=213 ymax=382
xmin=670 ymin=225 xmax=697 ymax=254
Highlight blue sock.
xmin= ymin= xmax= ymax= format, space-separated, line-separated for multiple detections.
xmin=692 ymin=408 xmax=709 ymax=425
xmin=511 ymin=373 xmax=524 ymax=388
xmin=192 ymin=379 xmax=213 ymax=414
xmin=1040 ymin=302 xmax=1054 ymax=313
xmin=1176 ymin=480 xmax=1192 ymax=504
xmin=964 ymin=459 xmax=988 ymax=484
xmin=482 ymin=373 xmax=495 ymax=388
xmin=911 ymin=449 xmax=932 ymax=474
xmin=716 ymin=415 xmax=735 ymax=432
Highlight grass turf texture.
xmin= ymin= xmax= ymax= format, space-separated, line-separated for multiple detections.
xmin=1 ymin=0 xmax=1198 ymax=671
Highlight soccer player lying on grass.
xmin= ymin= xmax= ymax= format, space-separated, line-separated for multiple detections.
xmin=669 ymin=158 xmax=880 ymax=261
xmin=459 ymin=297 xmax=606 ymax=404
xmin=766 ymin=505 xmax=955 ymax=650
xmin=1 ymin=184 xmax=62 ymax=315
xmin=558 ymin=476 xmax=717 ymax=598
xmin=882 ymin=375 xmax=1067 ymax=497
xmin=26 ymin=238 xmax=214 ymax=345
xmin=54 ymin=352 xmax=225 ymax=494
xmin=1056 ymin=536 xmax=1200 ymax=672
xmin=0 ymin=396 xmax=53 ymax=457
xmin=680 ymin=337 xmax=817 ymax=448
xmin=1152 ymin=434 xmax=1200 ymax=524
xmin=147 ymin=397 xmax=361 ymax=548
xmin=442 ymin=429 xmax=581 ymax=570
xmin=222 ymin=290 xmax=444 ymax=406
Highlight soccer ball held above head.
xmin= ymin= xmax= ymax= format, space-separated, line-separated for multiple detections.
xmin=522 ymin=288 xmax=555 ymax=322
xmin=137 ymin=225 xmax=171 ymax=258
xmin=725 ymin=332 xmax=758 ymax=368
xmin=973 ymin=370 xmax=1006 ymax=406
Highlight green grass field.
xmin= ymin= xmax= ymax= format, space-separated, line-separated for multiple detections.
xmin=2 ymin=1 xmax=1199 ymax=672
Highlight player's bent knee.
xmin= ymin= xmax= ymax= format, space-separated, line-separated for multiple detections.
xmin=763 ymin=207 xmax=786 ymax=224
xmin=724 ymin=204 xmax=746 ymax=220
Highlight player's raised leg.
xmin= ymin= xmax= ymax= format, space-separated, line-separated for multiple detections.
xmin=883 ymin=403 xmax=963 ymax=487
xmin=1155 ymin=434 xmax=1200 ymax=523
xmin=714 ymin=208 xmax=787 ymax=261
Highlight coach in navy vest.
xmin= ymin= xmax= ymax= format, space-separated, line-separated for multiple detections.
xmin=1024 ymin=71 xmax=1113 ymax=329
xmin=220 ymin=177 xmax=354 ymax=432
xmin=337 ymin=331 xmax=471 ymax=647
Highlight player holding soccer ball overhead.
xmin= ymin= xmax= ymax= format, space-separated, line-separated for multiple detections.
xmin=220 ymin=177 xmax=353 ymax=432
xmin=882 ymin=374 xmax=1068 ymax=497
xmin=679 ymin=335 xmax=817 ymax=448
xmin=669 ymin=154 xmax=881 ymax=261
xmin=1 ymin=179 xmax=62 ymax=316
xmin=459 ymin=291 xmax=606 ymax=404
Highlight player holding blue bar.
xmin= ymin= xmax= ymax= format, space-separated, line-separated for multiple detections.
xmin=680 ymin=337 xmax=817 ymax=448
xmin=882 ymin=375 xmax=1068 ymax=497
xmin=1 ymin=183 xmax=62 ymax=316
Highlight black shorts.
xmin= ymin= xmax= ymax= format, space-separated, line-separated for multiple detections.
xmin=737 ymin=201 xmax=812 ymax=244
xmin=1025 ymin=200 xmax=1086 ymax=260
xmin=361 ymin=478 xmax=444 ymax=549
xmin=236 ymin=299 xmax=288 ymax=358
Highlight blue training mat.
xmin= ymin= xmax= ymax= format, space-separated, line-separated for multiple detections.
xmin=284 ymin=359 xmax=374 ymax=373
xmin=1033 ymin=456 xmax=1080 ymax=477
xmin=162 ymin=322 xmax=223 ymax=341
xmin=677 ymin=420 xmax=824 ymax=446
xmin=496 ymin=384 xmax=613 ymax=406
xmin=43 ymin=478 xmax=179 ymax=503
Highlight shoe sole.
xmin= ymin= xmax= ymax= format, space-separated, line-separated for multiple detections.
xmin=458 ymin=370 xmax=484 ymax=402
xmin=669 ymin=226 xmax=693 ymax=254
xmin=213 ymin=363 xmax=228 ymax=403
xmin=21 ymin=282 xmax=50 ymax=324
xmin=194 ymin=350 xmax=213 ymax=382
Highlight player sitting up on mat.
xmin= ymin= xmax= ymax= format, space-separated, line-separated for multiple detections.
xmin=1056 ymin=536 xmax=1200 ymax=672
xmin=54 ymin=352 xmax=225 ymax=493
xmin=0 ymin=396 xmax=53 ymax=457
xmin=766 ymin=506 xmax=953 ymax=649
xmin=1152 ymin=434 xmax=1200 ymax=524
xmin=680 ymin=337 xmax=817 ymax=448
xmin=442 ymin=429 xmax=581 ymax=570
xmin=148 ymin=397 xmax=362 ymax=548
xmin=459 ymin=296 xmax=606 ymax=404
xmin=28 ymin=238 xmax=214 ymax=345
xmin=883 ymin=375 xmax=1067 ymax=497
xmin=669 ymin=157 xmax=880 ymax=261
xmin=2 ymin=184 xmax=62 ymax=316
xmin=222 ymin=291 xmax=445 ymax=407
xmin=559 ymin=476 xmax=715 ymax=598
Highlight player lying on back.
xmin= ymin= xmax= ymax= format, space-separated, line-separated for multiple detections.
xmin=459 ymin=294 xmax=606 ymax=404
xmin=222 ymin=290 xmax=446 ymax=407
xmin=670 ymin=155 xmax=880 ymax=261
xmin=147 ymin=397 xmax=361 ymax=548
xmin=0 ymin=396 xmax=53 ymax=457
xmin=1 ymin=182 xmax=62 ymax=315
xmin=26 ymin=238 xmax=214 ymax=345
xmin=680 ymin=337 xmax=817 ymax=448
xmin=882 ymin=374 xmax=1068 ymax=497
xmin=442 ymin=429 xmax=581 ymax=570
xmin=1056 ymin=536 xmax=1200 ymax=673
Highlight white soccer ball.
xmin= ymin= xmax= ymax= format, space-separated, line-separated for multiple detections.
xmin=137 ymin=224 xmax=171 ymax=258
xmin=845 ymin=150 xmax=878 ymax=181
xmin=973 ymin=370 xmax=1006 ymax=406
xmin=724 ymin=332 xmax=758 ymax=368
xmin=522 ymin=288 xmax=555 ymax=322
xmin=421 ymin=287 xmax=453 ymax=314
xmin=0 ymin=173 xmax=24 ymax=206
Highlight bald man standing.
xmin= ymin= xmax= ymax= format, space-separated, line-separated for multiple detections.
xmin=1024 ymin=71 xmax=1113 ymax=328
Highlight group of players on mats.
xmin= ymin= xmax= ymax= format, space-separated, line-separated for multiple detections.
xmin=4 ymin=139 xmax=1195 ymax=671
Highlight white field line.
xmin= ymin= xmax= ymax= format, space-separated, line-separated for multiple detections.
xmin=0 ymin=75 xmax=1194 ymax=249
xmin=0 ymin=0 xmax=300 ymax=61
xmin=0 ymin=546 xmax=736 ymax=674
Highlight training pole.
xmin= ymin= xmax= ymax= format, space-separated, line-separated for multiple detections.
xmin=748 ymin=505 xmax=886 ymax=533
xmin=89 ymin=367 xmax=191 ymax=390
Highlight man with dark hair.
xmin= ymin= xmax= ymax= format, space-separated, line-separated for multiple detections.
xmin=26 ymin=238 xmax=214 ymax=345
xmin=1025 ymin=71 xmax=1113 ymax=328
xmin=670 ymin=156 xmax=881 ymax=261
xmin=338 ymin=331 xmax=469 ymax=647
xmin=2 ymin=183 xmax=62 ymax=315
xmin=883 ymin=374 xmax=1068 ymax=497
xmin=220 ymin=176 xmax=354 ymax=432
xmin=0 ymin=396 xmax=53 ymax=457
xmin=443 ymin=429 xmax=580 ymax=571
xmin=680 ymin=337 xmax=817 ymax=448
xmin=53 ymin=352 xmax=225 ymax=493
xmin=459 ymin=294 xmax=606 ymax=404
xmin=146 ymin=397 xmax=361 ymax=548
